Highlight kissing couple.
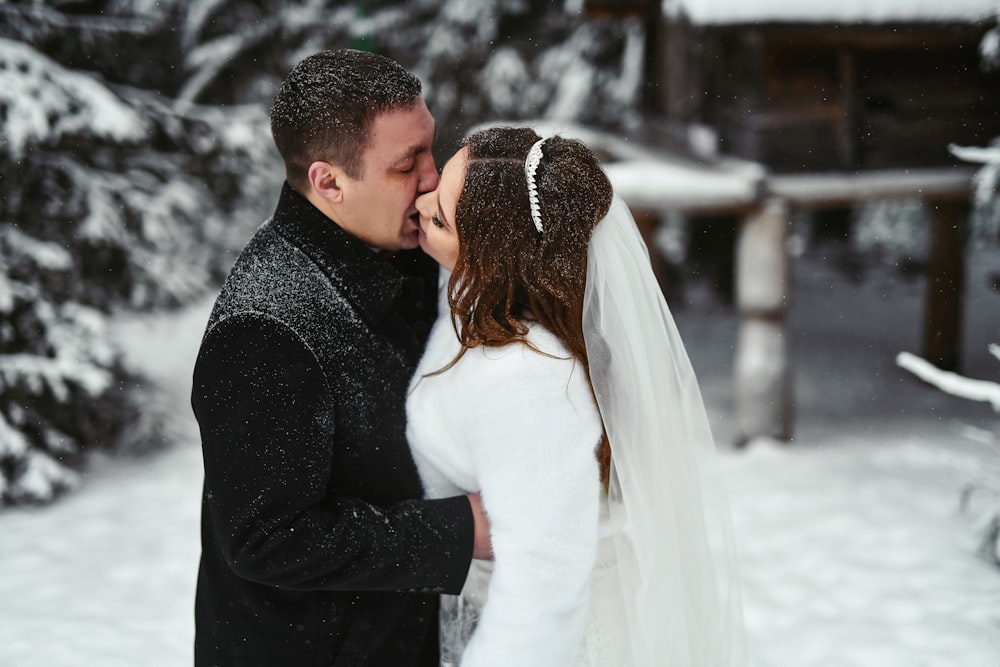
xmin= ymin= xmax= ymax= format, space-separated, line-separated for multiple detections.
xmin=192 ymin=49 xmax=745 ymax=667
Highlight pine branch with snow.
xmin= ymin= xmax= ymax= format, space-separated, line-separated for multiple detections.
xmin=0 ymin=234 xmax=144 ymax=505
xmin=895 ymin=351 xmax=1000 ymax=411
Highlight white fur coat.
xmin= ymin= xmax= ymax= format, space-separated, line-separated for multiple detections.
xmin=406 ymin=282 xmax=605 ymax=667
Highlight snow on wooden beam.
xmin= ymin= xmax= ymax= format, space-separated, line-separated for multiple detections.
xmin=603 ymin=158 xmax=764 ymax=212
xmin=604 ymin=163 xmax=975 ymax=217
xmin=768 ymin=167 xmax=977 ymax=207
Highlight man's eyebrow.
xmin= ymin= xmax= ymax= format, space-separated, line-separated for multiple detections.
xmin=391 ymin=144 xmax=428 ymax=167
xmin=393 ymin=122 xmax=436 ymax=165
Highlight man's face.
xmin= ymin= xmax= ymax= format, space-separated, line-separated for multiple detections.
xmin=335 ymin=98 xmax=439 ymax=251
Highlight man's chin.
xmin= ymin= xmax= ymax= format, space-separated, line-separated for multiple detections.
xmin=398 ymin=230 xmax=421 ymax=251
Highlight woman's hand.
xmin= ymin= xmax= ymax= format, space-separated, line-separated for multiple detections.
xmin=467 ymin=492 xmax=493 ymax=560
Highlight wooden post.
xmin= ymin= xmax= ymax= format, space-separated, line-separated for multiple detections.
xmin=922 ymin=198 xmax=971 ymax=371
xmin=836 ymin=49 xmax=859 ymax=170
xmin=734 ymin=197 xmax=792 ymax=444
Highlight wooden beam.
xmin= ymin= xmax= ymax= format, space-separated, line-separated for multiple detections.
xmin=709 ymin=23 xmax=990 ymax=51
xmin=581 ymin=0 xmax=648 ymax=18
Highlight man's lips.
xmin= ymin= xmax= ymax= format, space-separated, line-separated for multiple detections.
xmin=414 ymin=216 xmax=426 ymax=239
xmin=408 ymin=212 xmax=425 ymax=241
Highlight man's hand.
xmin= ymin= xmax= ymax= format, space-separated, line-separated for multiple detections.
xmin=467 ymin=493 xmax=493 ymax=560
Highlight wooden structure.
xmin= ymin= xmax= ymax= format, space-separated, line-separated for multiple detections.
xmin=584 ymin=1 xmax=1000 ymax=170
xmin=654 ymin=7 xmax=1000 ymax=172
xmin=577 ymin=1 xmax=997 ymax=443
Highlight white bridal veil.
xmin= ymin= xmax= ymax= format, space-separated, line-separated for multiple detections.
xmin=583 ymin=196 xmax=747 ymax=666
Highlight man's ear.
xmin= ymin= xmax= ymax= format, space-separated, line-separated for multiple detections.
xmin=307 ymin=160 xmax=346 ymax=204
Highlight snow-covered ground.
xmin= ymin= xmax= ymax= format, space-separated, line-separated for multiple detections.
xmin=1 ymin=248 xmax=998 ymax=667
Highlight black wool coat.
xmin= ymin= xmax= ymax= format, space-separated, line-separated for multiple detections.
xmin=192 ymin=183 xmax=474 ymax=667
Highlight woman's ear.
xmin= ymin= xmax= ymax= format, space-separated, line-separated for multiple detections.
xmin=307 ymin=160 xmax=345 ymax=204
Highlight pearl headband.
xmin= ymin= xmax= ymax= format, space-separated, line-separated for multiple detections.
xmin=524 ymin=137 xmax=547 ymax=234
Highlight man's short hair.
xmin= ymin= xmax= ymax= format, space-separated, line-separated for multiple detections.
xmin=270 ymin=49 xmax=422 ymax=187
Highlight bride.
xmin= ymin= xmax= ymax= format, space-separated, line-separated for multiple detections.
xmin=406 ymin=126 xmax=745 ymax=666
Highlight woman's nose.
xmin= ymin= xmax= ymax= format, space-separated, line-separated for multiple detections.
xmin=414 ymin=191 xmax=431 ymax=217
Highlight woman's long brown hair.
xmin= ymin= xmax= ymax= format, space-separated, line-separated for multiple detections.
xmin=445 ymin=126 xmax=614 ymax=487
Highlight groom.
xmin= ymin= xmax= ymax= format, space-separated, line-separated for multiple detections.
xmin=191 ymin=49 xmax=489 ymax=666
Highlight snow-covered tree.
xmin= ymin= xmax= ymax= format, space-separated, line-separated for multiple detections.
xmin=0 ymin=2 xmax=275 ymax=505
xmin=936 ymin=130 xmax=1000 ymax=568
xmin=893 ymin=12 xmax=1000 ymax=564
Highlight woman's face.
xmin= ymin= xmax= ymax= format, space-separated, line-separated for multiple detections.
xmin=415 ymin=147 xmax=466 ymax=271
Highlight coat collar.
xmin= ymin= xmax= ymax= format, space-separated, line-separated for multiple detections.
xmin=271 ymin=182 xmax=407 ymax=326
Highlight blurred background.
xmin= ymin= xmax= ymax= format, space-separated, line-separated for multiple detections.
xmin=1 ymin=1 xmax=999 ymax=665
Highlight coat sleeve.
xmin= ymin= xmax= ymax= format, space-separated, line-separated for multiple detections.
xmin=192 ymin=314 xmax=474 ymax=594
xmin=458 ymin=346 xmax=603 ymax=667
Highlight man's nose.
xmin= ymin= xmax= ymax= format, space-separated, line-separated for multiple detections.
xmin=417 ymin=155 xmax=439 ymax=193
